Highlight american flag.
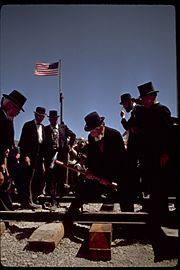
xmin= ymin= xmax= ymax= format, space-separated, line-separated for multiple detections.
xmin=34 ymin=62 xmax=59 ymax=76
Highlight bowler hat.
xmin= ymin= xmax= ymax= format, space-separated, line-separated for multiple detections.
xmin=48 ymin=110 xmax=59 ymax=118
xmin=34 ymin=106 xmax=46 ymax=116
xmin=137 ymin=81 xmax=159 ymax=98
xmin=120 ymin=93 xmax=132 ymax=104
xmin=3 ymin=90 xmax=27 ymax=111
xmin=84 ymin=111 xmax=105 ymax=131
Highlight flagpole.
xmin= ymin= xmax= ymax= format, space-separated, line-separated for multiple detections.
xmin=58 ymin=59 xmax=69 ymax=192
xmin=59 ymin=59 xmax=64 ymax=125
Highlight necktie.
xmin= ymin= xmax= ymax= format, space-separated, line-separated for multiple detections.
xmin=52 ymin=128 xmax=59 ymax=150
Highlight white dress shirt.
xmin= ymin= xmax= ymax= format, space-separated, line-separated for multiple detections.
xmin=36 ymin=123 xmax=43 ymax=144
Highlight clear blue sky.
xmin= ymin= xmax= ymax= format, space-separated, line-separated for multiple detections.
xmin=0 ymin=4 xmax=177 ymax=140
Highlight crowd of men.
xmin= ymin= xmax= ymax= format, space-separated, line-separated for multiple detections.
xmin=0 ymin=82 xmax=178 ymax=228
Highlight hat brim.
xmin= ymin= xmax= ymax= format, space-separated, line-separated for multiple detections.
xmin=3 ymin=94 xmax=25 ymax=111
xmin=84 ymin=117 xmax=105 ymax=131
xmin=139 ymin=90 xmax=159 ymax=98
xmin=34 ymin=111 xmax=46 ymax=116
xmin=48 ymin=115 xmax=59 ymax=118
xmin=120 ymin=99 xmax=131 ymax=105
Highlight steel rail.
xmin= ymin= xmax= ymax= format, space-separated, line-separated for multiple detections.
xmin=36 ymin=195 xmax=177 ymax=204
xmin=0 ymin=210 xmax=177 ymax=226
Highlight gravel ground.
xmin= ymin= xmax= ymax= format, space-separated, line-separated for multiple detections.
xmin=0 ymin=203 xmax=178 ymax=267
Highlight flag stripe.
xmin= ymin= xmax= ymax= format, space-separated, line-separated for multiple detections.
xmin=34 ymin=62 xmax=59 ymax=76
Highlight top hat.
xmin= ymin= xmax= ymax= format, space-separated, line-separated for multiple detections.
xmin=34 ymin=106 xmax=46 ymax=116
xmin=3 ymin=90 xmax=27 ymax=111
xmin=48 ymin=110 xmax=59 ymax=118
xmin=137 ymin=81 xmax=159 ymax=98
xmin=120 ymin=93 xmax=132 ymax=104
xmin=84 ymin=111 xmax=105 ymax=131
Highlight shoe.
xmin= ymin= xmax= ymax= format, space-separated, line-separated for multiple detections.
xmin=22 ymin=202 xmax=42 ymax=210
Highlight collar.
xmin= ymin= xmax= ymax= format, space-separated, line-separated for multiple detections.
xmin=51 ymin=124 xmax=58 ymax=129
xmin=2 ymin=109 xmax=13 ymax=120
xmin=2 ymin=109 xmax=8 ymax=119
xmin=35 ymin=120 xmax=41 ymax=126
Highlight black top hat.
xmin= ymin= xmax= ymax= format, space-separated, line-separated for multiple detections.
xmin=84 ymin=111 xmax=105 ymax=131
xmin=48 ymin=110 xmax=59 ymax=118
xmin=120 ymin=93 xmax=132 ymax=104
xmin=137 ymin=81 xmax=159 ymax=98
xmin=34 ymin=106 xmax=46 ymax=116
xmin=3 ymin=90 xmax=27 ymax=111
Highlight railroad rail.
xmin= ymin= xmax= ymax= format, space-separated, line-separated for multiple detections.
xmin=0 ymin=209 xmax=177 ymax=227
xmin=36 ymin=195 xmax=177 ymax=204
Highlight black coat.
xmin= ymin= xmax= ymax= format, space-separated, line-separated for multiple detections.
xmin=18 ymin=120 xmax=45 ymax=166
xmin=137 ymin=103 xmax=172 ymax=158
xmin=121 ymin=104 xmax=144 ymax=157
xmin=44 ymin=123 xmax=76 ymax=164
xmin=86 ymin=126 xmax=127 ymax=184
xmin=0 ymin=108 xmax=15 ymax=165
xmin=0 ymin=108 xmax=15 ymax=210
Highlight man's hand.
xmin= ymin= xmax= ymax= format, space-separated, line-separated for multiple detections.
xmin=120 ymin=110 xmax=125 ymax=119
xmin=1 ymin=164 xmax=6 ymax=174
xmin=5 ymin=149 xmax=10 ymax=157
xmin=24 ymin=156 xmax=31 ymax=166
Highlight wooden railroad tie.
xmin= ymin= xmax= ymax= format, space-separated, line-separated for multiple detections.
xmin=88 ymin=203 xmax=114 ymax=261
xmin=0 ymin=221 xmax=6 ymax=236
xmin=28 ymin=222 xmax=64 ymax=251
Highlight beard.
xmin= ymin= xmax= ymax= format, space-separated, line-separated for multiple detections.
xmin=94 ymin=134 xmax=104 ymax=142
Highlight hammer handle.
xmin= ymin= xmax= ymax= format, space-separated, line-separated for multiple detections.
xmin=55 ymin=160 xmax=117 ymax=189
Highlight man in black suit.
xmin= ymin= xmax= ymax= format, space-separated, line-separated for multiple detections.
xmin=136 ymin=82 xmax=173 ymax=223
xmin=119 ymin=93 xmax=143 ymax=210
xmin=0 ymin=90 xmax=27 ymax=210
xmin=68 ymin=111 xmax=132 ymax=213
xmin=44 ymin=110 xmax=76 ymax=207
xmin=18 ymin=106 xmax=46 ymax=209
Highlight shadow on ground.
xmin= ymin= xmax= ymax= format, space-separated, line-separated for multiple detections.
xmin=71 ymin=222 xmax=179 ymax=263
